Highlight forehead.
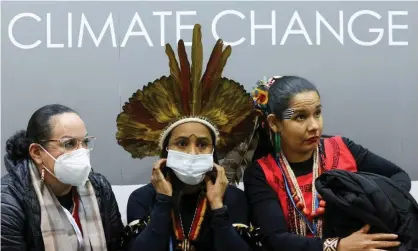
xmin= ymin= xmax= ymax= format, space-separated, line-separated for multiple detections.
xmin=170 ymin=122 xmax=212 ymax=139
xmin=289 ymin=91 xmax=321 ymax=110
xmin=49 ymin=113 xmax=86 ymax=139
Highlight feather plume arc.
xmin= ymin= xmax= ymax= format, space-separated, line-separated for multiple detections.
xmin=116 ymin=24 xmax=258 ymax=174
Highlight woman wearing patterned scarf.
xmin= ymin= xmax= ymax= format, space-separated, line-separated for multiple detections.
xmin=242 ymin=76 xmax=412 ymax=251
xmin=1 ymin=104 xmax=124 ymax=251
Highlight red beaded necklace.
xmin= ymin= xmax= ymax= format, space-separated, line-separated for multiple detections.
xmin=276 ymin=146 xmax=327 ymax=237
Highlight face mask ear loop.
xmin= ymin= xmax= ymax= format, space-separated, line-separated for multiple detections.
xmin=37 ymin=144 xmax=58 ymax=190
xmin=38 ymin=144 xmax=58 ymax=162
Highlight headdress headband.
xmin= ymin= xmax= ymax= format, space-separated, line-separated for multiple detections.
xmin=116 ymin=24 xmax=256 ymax=159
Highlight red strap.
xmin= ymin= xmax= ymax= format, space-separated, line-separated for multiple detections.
xmin=323 ymin=136 xmax=357 ymax=172
xmin=257 ymin=155 xmax=282 ymax=193
xmin=71 ymin=188 xmax=83 ymax=235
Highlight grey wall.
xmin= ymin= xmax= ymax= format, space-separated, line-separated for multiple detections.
xmin=2 ymin=1 xmax=417 ymax=185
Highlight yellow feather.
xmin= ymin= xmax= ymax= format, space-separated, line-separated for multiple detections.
xmin=191 ymin=24 xmax=203 ymax=115
xmin=165 ymin=44 xmax=181 ymax=85
xmin=218 ymin=45 xmax=232 ymax=76
xmin=116 ymin=23 xmax=258 ymax=166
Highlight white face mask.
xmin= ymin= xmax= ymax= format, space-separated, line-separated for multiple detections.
xmin=42 ymin=147 xmax=92 ymax=187
xmin=166 ymin=149 xmax=214 ymax=185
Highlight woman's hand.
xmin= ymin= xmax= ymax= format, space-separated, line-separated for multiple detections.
xmin=337 ymin=224 xmax=401 ymax=251
xmin=205 ymin=164 xmax=228 ymax=210
xmin=151 ymin=159 xmax=172 ymax=197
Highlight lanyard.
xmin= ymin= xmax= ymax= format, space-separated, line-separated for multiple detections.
xmin=62 ymin=206 xmax=85 ymax=250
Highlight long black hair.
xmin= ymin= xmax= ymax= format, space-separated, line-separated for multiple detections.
xmin=6 ymin=104 xmax=78 ymax=163
xmin=252 ymin=76 xmax=320 ymax=160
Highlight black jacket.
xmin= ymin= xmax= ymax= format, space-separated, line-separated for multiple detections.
xmin=1 ymin=155 xmax=124 ymax=251
xmin=315 ymin=170 xmax=418 ymax=251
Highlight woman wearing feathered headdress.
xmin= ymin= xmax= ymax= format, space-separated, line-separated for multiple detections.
xmin=243 ymin=76 xmax=413 ymax=251
xmin=116 ymin=24 xmax=260 ymax=251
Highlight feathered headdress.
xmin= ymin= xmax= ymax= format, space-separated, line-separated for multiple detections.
xmin=222 ymin=76 xmax=282 ymax=183
xmin=116 ymin=24 xmax=257 ymax=160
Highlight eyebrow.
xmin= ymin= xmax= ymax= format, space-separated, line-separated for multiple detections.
xmin=292 ymin=105 xmax=322 ymax=113
xmin=60 ymin=133 xmax=89 ymax=139
xmin=173 ymin=136 xmax=211 ymax=141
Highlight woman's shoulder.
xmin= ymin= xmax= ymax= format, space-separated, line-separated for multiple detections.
xmin=1 ymin=172 xmax=27 ymax=202
xmin=225 ymin=184 xmax=245 ymax=197
xmin=323 ymin=135 xmax=355 ymax=145
xmin=1 ymin=174 xmax=26 ymax=220
xmin=128 ymin=183 xmax=156 ymax=201
xmin=89 ymin=172 xmax=113 ymax=192
xmin=224 ymin=184 xmax=248 ymax=213
xmin=243 ymin=157 xmax=270 ymax=183
xmin=126 ymin=183 xmax=158 ymax=211
xmin=322 ymin=135 xmax=366 ymax=154
xmin=1 ymin=174 xmax=21 ymax=198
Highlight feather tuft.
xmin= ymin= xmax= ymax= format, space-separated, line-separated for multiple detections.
xmin=165 ymin=44 xmax=181 ymax=85
xmin=177 ymin=40 xmax=191 ymax=115
xmin=190 ymin=24 xmax=203 ymax=115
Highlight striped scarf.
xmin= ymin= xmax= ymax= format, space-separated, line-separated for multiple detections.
xmin=28 ymin=160 xmax=108 ymax=251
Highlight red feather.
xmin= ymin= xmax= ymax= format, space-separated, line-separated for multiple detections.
xmin=178 ymin=40 xmax=191 ymax=114
xmin=201 ymin=40 xmax=223 ymax=91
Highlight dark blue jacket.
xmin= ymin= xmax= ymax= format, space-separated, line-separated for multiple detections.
xmin=1 ymin=155 xmax=124 ymax=251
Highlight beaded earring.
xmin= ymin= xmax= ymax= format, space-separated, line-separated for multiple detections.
xmin=41 ymin=168 xmax=45 ymax=182
xmin=41 ymin=168 xmax=45 ymax=190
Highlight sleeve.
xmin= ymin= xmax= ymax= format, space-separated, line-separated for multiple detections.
xmin=243 ymin=162 xmax=325 ymax=251
xmin=1 ymin=184 xmax=27 ymax=251
xmin=125 ymin=186 xmax=173 ymax=251
xmin=342 ymin=137 xmax=412 ymax=191
xmin=104 ymin=179 xmax=125 ymax=251
xmin=210 ymin=186 xmax=254 ymax=251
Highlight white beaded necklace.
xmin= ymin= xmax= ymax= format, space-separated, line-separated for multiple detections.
xmin=278 ymin=146 xmax=323 ymax=237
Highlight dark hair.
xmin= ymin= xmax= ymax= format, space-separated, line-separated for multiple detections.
xmin=267 ymin=76 xmax=319 ymax=120
xmin=6 ymin=104 xmax=78 ymax=162
xmin=252 ymin=76 xmax=320 ymax=160
xmin=160 ymin=126 xmax=219 ymax=212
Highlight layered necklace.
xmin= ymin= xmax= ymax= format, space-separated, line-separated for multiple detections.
xmin=171 ymin=193 xmax=208 ymax=251
xmin=276 ymin=146 xmax=326 ymax=237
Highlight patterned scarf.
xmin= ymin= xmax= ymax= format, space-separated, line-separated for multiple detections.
xmin=28 ymin=160 xmax=108 ymax=251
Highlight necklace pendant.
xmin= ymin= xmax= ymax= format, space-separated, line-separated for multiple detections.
xmin=180 ymin=239 xmax=195 ymax=251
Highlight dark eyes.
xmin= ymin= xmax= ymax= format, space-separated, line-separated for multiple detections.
xmin=294 ymin=110 xmax=322 ymax=121
xmin=63 ymin=139 xmax=78 ymax=148
xmin=175 ymin=140 xmax=209 ymax=149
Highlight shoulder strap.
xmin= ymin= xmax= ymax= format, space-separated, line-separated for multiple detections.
xmin=323 ymin=136 xmax=357 ymax=171
xmin=257 ymin=154 xmax=282 ymax=193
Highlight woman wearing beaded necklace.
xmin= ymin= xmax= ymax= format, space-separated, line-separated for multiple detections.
xmin=117 ymin=24 xmax=258 ymax=251
xmin=243 ymin=76 xmax=412 ymax=251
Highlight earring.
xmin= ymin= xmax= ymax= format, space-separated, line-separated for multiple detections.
xmin=41 ymin=168 xmax=45 ymax=190
xmin=274 ymin=133 xmax=281 ymax=154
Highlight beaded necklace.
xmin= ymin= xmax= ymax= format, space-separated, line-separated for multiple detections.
xmin=276 ymin=145 xmax=327 ymax=237
xmin=171 ymin=193 xmax=208 ymax=251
